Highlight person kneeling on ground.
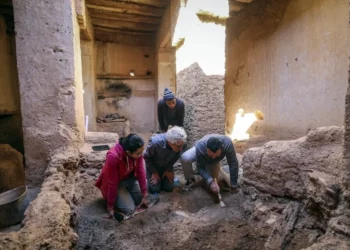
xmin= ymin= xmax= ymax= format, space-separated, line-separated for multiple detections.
xmin=144 ymin=126 xmax=187 ymax=193
xmin=181 ymin=134 xmax=239 ymax=195
xmin=95 ymin=134 xmax=148 ymax=219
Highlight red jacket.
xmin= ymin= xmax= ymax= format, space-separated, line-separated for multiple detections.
xmin=95 ymin=143 xmax=147 ymax=210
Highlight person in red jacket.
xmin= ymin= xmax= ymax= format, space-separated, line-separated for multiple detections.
xmin=95 ymin=134 xmax=148 ymax=219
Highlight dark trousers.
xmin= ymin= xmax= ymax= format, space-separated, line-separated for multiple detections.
xmin=147 ymin=171 xmax=174 ymax=193
xmin=115 ymin=177 xmax=142 ymax=215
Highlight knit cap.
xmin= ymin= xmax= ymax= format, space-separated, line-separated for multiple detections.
xmin=163 ymin=88 xmax=175 ymax=101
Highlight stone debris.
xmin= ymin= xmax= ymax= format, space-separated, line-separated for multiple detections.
xmin=243 ymin=126 xmax=343 ymax=218
xmin=177 ymin=63 xmax=225 ymax=146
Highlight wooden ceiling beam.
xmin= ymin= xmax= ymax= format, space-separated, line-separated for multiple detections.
xmin=86 ymin=0 xmax=164 ymax=16
xmin=94 ymin=26 xmax=155 ymax=36
xmin=106 ymin=0 xmax=169 ymax=8
xmin=88 ymin=8 xmax=161 ymax=24
xmin=94 ymin=29 xmax=155 ymax=45
xmin=92 ymin=17 xmax=158 ymax=31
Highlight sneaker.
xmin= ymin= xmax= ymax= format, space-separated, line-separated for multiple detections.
xmin=183 ymin=177 xmax=195 ymax=191
xmin=192 ymin=165 xmax=200 ymax=175
xmin=114 ymin=212 xmax=131 ymax=221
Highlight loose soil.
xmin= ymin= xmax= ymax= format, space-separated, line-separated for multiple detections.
xmin=73 ymin=175 xmax=312 ymax=250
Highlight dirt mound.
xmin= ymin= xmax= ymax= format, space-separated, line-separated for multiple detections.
xmin=0 ymin=147 xmax=81 ymax=250
xmin=242 ymin=126 xmax=350 ymax=249
xmin=177 ymin=63 xmax=225 ymax=146
xmin=0 ymin=144 xmax=24 ymax=193
xmin=243 ymin=126 xmax=343 ymax=219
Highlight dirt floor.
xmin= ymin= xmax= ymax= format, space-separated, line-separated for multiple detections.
xmin=73 ymin=178 xmax=263 ymax=250
xmin=72 ymin=167 xmax=319 ymax=250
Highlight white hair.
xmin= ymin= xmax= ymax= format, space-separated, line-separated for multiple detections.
xmin=165 ymin=126 xmax=187 ymax=144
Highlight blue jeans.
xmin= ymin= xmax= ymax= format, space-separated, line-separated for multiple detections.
xmin=115 ymin=177 xmax=142 ymax=215
xmin=147 ymin=171 xmax=174 ymax=193
xmin=181 ymin=146 xmax=221 ymax=182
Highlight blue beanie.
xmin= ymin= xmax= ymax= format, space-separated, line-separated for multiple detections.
xmin=163 ymin=88 xmax=175 ymax=101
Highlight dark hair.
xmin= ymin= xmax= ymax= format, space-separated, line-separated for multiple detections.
xmin=119 ymin=133 xmax=144 ymax=153
xmin=207 ymin=137 xmax=222 ymax=152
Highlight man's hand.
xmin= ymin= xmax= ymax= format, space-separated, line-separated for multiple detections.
xmin=150 ymin=172 xmax=160 ymax=185
xmin=138 ymin=195 xmax=149 ymax=209
xmin=163 ymin=171 xmax=174 ymax=184
xmin=210 ymin=181 xmax=220 ymax=194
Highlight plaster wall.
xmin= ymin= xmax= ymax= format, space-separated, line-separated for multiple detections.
xmin=95 ymin=42 xmax=157 ymax=132
xmin=225 ymin=0 xmax=348 ymax=139
xmin=81 ymin=40 xmax=97 ymax=131
xmin=13 ymin=0 xmax=85 ymax=186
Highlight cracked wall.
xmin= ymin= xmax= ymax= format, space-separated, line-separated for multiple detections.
xmin=13 ymin=0 xmax=85 ymax=186
xmin=225 ymin=0 xmax=348 ymax=139
xmin=343 ymin=0 xmax=350 ymax=188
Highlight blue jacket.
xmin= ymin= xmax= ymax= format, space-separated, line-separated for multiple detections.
xmin=195 ymin=134 xmax=239 ymax=187
xmin=144 ymin=133 xmax=181 ymax=174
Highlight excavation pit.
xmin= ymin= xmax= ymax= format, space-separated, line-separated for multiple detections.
xmin=72 ymin=175 xmax=317 ymax=250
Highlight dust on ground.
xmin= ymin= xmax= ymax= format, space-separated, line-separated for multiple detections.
xmin=73 ymin=175 xmax=266 ymax=250
xmin=72 ymin=172 xmax=322 ymax=250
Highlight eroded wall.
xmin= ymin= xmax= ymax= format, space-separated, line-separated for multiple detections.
xmin=343 ymin=0 xmax=350 ymax=188
xmin=95 ymin=42 xmax=157 ymax=132
xmin=225 ymin=0 xmax=348 ymax=139
xmin=13 ymin=0 xmax=85 ymax=186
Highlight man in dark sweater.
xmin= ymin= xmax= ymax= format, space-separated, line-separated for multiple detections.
xmin=181 ymin=134 xmax=239 ymax=194
xmin=157 ymin=88 xmax=185 ymax=132
xmin=144 ymin=126 xmax=187 ymax=193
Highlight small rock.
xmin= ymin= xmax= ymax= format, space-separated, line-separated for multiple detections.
xmin=251 ymin=193 xmax=257 ymax=201
xmin=258 ymin=205 xmax=269 ymax=214
xmin=266 ymin=215 xmax=278 ymax=225
xmin=237 ymin=223 xmax=245 ymax=228
xmin=86 ymin=169 xmax=99 ymax=176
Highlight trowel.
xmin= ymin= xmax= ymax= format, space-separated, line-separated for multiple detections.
xmin=214 ymin=178 xmax=226 ymax=208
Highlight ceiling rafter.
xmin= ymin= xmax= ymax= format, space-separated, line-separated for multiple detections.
xmin=86 ymin=0 xmax=164 ymax=16
xmin=88 ymin=8 xmax=161 ymax=24
xmin=94 ymin=26 xmax=155 ymax=35
xmin=92 ymin=17 xmax=158 ymax=31
xmin=107 ymin=0 xmax=169 ymax=8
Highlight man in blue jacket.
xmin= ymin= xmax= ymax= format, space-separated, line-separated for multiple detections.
xmin=144 ymin=126 xmax=187 ymax=193
xmin=181 ymin=134 xmax=239 ymax=194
